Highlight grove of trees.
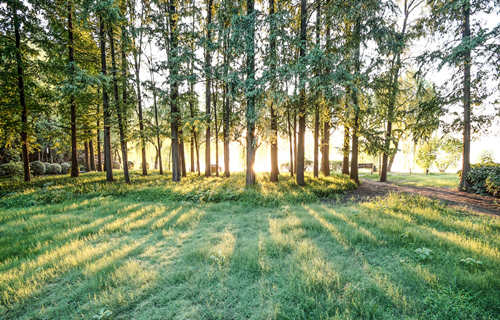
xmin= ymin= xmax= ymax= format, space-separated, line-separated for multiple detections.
xmin=0 ymin=0 xmax=498 ymax=188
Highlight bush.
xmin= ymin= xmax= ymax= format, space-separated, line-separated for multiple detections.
xmin=46 ymin=163 xmax=62 ymax=175
xmin=112 ymin=161 xmax=121 ymax=169
xmin=485 ymin=173 xmax=500 ymax=197
xmin=127 ymin=161 xmax=134 ymax=169
xmin=61 ymin=162 xmax=71 ymax=174
xmin=462 ymin=163 xmax=500 ymax=195
xmin=0 ymin=161 xmax=23 ymax=178
xmin=30 ymin=161 xmax=46 ymax=175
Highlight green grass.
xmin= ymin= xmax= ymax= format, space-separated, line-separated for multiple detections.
xmin=360 ymin=172 xmax=459 ymax=188
xmin=1 ymin=172 xmax=499 ymax=319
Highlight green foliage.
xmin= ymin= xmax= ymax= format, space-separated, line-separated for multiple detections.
xmin=0 ymin=172 xmax=356 ymax=208
xmin=29 ymin=161 xmax=46 ymax=176
xmin=415 ymin=247 xmax=433 ymax=261
xmin=463 ymin=164 xmax=500 ymax=196
xmin=485 ymin=173 xmax=500 ymax=197
xmin=436 ymin=137 xmax=462 ymax=172
xmin=0 ymin=161 xmax=23 ymax=178
xmin=46 ymin=163 xmax=62 ymax=175
xmin=416 ymin=138 xmax=440 ymax=173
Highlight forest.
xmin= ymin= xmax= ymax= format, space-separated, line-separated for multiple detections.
xmin=0 ymin=0 xmax=499 ymax=319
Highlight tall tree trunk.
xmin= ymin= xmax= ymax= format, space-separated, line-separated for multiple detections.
xmin=96 ymin=91 xmax=102 ymax=171
xmin=11 ymin=2 xmax=30 ymax=182
xmin=342 ymin=125 xmax=350 ymax=175
xmin=88 ymin=132 xmax=96 ymax=171
xmin=321 ymin=119 xmax=330 ymax=176
xmin=190 ymin=136 xmax=195 ymax=172
xmin=313 ymin=0 xmax=321 ymax=178
xmin=296 ymin=0 xmax=307 ymax=186
xmin=84 ymin=140 xmax=90 ymax=170
xmin=108 ymin=25 xmax=130 ymax=183
xmin=99 ymin=16 xmax=113 ymax=181
xmin=169 ymin=0 xmax=181 ymax=182
xmin=133 ymin=3 xmax=147 ymax=176
xmin=222 ymin=6 xmax=231 ymax=178
xmin=459 ymin=0 xmax=471 ymax=191
xmin=293 ymin=109 xmax=297 ymax=176
xmin=180 ymin=129 xmax=186 ymax=177
xmin=269 ymin=0 xmax=279 ymax=182
xmin=349 ymin=20 xmax=361 ymax=185
xmin=245 ymin=0 xmax=256 ymax=185
xmin=287 ymin=107 xmax=294 ymax=176
xmin=205 ymin=0 xmax=213 ymax=177
xmin=388 ymin=138 xmax=398 ymax=172
xmin=152 ymin=80 xmax=163 ymax=174
xmin=68 ymin=1 xmax=78 ymax=178
xmin=214 ymin=89 xmax=219 ymax=177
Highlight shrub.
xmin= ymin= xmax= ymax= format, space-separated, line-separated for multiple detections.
xmin=30 ymin=161 xmax=46 ymax=175
xmin=112 ymin=161 xmax=121 ymax=169
xmin=127 ymin=161 xmax=134 ymax=169
xmin=462 ymin=163 xmax=500 ymax=195
xmin=46 ymin=163 xmax=62 ymax=174
xmin=61 ymin=162 xmax=71 ymax=174
xmin=0 ymin=161 xmax=23 ymax=177
xmin=485 ymin=173 xmax=500 ymax=197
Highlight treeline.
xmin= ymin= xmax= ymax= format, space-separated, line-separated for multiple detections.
xmin=0 ymin=0 xmax=497 ymax=188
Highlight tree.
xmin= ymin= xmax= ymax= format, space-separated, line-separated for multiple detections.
xmin=416 ymin=137 xmax=439 ymax=174
xmin=205 ymin=0 xmax=213 ymax=177
xmin=245 ymin=0 xmax=256 ymax=185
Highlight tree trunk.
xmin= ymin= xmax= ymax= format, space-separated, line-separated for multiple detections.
xmin=190 ymin=136 xmax=195 ymax=172
xmin=12 ymin=2 xmax=30 ymax=182
xmin=133 ymin=5 xmax=147 ymax=176
xmin=349 ymin=20 xmax=361 ymax=185
xmin=213 ymin=84 xmax=219 ymax=176
xmin=99 ymin=16 xmax=113 ymax=181
xmin=168 ymin=0 xmax=181 ymax=182
xmin=245 ymin=0 xmax=256 ymax=186
xmin=269 ymin=0 xmax=279 ymax=182
xmin=287 ymin=107 xmax=294 ymax=176
xmin=108 ymin=25 xmax=130 ymax=183
xmin=152 ymin=79 xmax=163 ymax=175
xmin=312 ymin=0 xmax=320 ymax=179
xmin=296 ymin=0 xmax=307 ymax=186
xmin=96 ymin=91 xmax=102 ymax=171
xmin=180 ymin=129 xmax=186 ymax=177
xmin=459 ymin=0 xmax=471 ymax=191
xmin=88 ymin=132 xmax=96 ymax=171
xmin=205 ymin=0 xmax=213 ymax=177
xmin=68 ymin=1 xmax=79 ymax=178
xmin=321 ymin=119 xmax=330 ymax=176
xmin=84 ymin=140 xmax=90 ymax=171
xmin=388 ymin=138 xmax=398 ymax=172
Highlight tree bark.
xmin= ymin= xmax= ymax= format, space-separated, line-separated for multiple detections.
xmin=287 ymin=106 xmax=294 ymax=176
xmin=180 ymin=129 xmax=186 ymax=177
xmin=99 ymin=16 xmax=113 ymax=181
xmin=168 ymin=0 xmax=181 ymax=182
xmin=205 ymin=0 xmax=213 ymax=177
xmin=296 ymin=0 xmax=307 ymax=186
xmin=213 ymin=84 xmax=219 ymax=176
xmin=342 ymin=126 xmax=350 ymax=175
xmin=321 ymin=119 xmax=330 ymax=176
xmin=313 ymin=0 xmax=321 ymax=178
xmin=245 ymin=0 xmax=256 ymax=185
xmin=152 ymin=78 xmax=163 ymax=174
xmin=459 ymin=0 xmax=471 ymax=191
xmin=349 ymin=20 xmax=361 ymax=185
xmin=108 ymin=25 xmax=130 ymax=183
xmin=84 ymin=140 xmax=90 ymax=171
xmin=88 ymin=133 xmax=96 ymax=171
xmin=68 ymin=1 xmax=79 ymax=178
xmin=269 ymin=0 xmax=279 ymax=182
xmin=12 ymin=1 xmax=30 ymax=182
xmin=96 ymin=90 xmax=102 ymax=171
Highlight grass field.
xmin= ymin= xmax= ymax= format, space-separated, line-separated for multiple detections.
xmin=360 ymin=172 xmax=459 ymax=189
xmin=1 ymin=172 xmax=499 ymax=319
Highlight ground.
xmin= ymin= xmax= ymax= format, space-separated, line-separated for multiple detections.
xmin=0 ymin=172 xmax=499 ymax=320
xmin=360 ymin=172 xmax=458 ymax=188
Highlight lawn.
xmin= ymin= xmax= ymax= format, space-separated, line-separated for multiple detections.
xmin=360 ymin=172 xmax=459 ymax=189
xmin=0 ymin=172 xmax=499 ymax=319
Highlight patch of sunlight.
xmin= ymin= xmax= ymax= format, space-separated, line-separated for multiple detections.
xmin=0 ymin=238 xmax=111 ymax=305
xmin=150 ymin=206 xmax=184 ymax=230
xmin=208 ymin=230 xmax=236 ymax=267
xmin=174 ymin=207 xmax=205 ymax=229
xmin=125 ymin=205 xmax=168 ymax=231
xmin=83 ymin=239 xmax=145 ymax=276
xmin=101 ymin=204 xmax=153 ymax=233
xmin=306 ymin=205 xmax=381 ymax=245
xmin=304 ymin=207 xmax=350 ymax=249
xmin=296 ymin=240 xmax=341 ymax=292
xmin=370 ymin=268 xmax=411 ymax=313
xmin=266 ymin=218 xmax=297 ymax=256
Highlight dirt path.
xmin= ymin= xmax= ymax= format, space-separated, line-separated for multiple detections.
xmin=342 ymin=179 xmax=500 ymax=217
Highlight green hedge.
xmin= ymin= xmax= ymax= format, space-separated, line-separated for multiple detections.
xmin=462 ymin=163 xmax=500 ymax=197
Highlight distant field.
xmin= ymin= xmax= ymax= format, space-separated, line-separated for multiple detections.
xmin=1 ymin=172 xmax=498 ymax=319
xmin=360 ymin=172 xmax=459 ymax=189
